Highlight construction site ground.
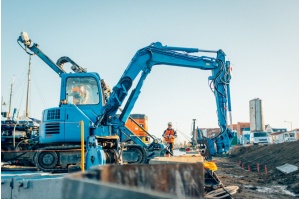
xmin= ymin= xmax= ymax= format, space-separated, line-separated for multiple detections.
xmin=1 ymin=142 xmax=298 ymax=198
xmin=213 ymin=141 xmax=299 ymax=199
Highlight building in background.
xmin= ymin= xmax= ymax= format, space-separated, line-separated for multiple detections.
xmin=265 ymin=124 xmax=287 ymax=135
xmin=249 ymin=98 xmax=265 ymax=132
xmin=231 ymin=122 xmax=250 ymax=138
xmin=270 ymin=128 xmax=299 ymax=143
xmin=288 ymin=129 xmax=299 ymax=140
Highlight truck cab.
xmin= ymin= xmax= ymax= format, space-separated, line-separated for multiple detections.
xmin=250 ymin=131 xmax=271 ymax=145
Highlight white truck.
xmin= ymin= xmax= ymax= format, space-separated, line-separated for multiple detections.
xmin=250 ymin=131 xmax=271 ymax=145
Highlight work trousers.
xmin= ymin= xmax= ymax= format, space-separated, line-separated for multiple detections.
xmin=168 ymin=142 xmax=174 ymax=155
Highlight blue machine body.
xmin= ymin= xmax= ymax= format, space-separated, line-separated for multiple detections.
xmin=86 ymin=136 xmax=106 ymax=168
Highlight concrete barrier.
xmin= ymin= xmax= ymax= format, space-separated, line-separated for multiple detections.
xmin=1 ymin=172 xmax=64 ymax=199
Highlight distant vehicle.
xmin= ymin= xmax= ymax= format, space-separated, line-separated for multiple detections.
xmin=250 ymin=131 xmax=271 ymax=145
xmin=284 ymin=137 xmax=297 ymax=142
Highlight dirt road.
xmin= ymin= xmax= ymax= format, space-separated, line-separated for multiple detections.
xmin=212 ymin=141 xmax=299 ymax=199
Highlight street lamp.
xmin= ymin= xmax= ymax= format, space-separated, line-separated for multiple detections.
xmin=284 ymin=121 xmax=292 ymax=131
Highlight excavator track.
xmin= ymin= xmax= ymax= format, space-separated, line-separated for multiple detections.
xmin=34 ymin=145 xmax=80 ymax=173
xmin=2 ymin=143 xmax=149 ymax=173
xmin=124 ymin=144 xmax=147 ymax=164
xmin=34 ymin=144 xmax=148 ymax=172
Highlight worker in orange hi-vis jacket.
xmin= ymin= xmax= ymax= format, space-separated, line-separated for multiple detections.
xmin=162 ymin=122 xmax=177 ymax=156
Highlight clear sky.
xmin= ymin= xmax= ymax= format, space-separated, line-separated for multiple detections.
xmin=1 ymin=0 xmax=299 ymax=141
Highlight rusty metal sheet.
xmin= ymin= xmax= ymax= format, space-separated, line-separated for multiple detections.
xmin=63 ymin=163 xmax=204 ymax=199
xmin=98 ymin=163 xmax=204 ymax=198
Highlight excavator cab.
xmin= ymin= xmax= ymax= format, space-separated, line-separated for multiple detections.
xmin=60 ymin=72 xmax=104 ymax=108
xmin=39 ymin=72 xmax=109 ymax=144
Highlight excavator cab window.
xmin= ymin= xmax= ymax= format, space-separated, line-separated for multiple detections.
xmin=66 ymin=77 xmax=100 ymax=105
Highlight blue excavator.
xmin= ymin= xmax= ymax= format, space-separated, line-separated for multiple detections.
xmin=1 ymin=32 xmax=234 ymax=171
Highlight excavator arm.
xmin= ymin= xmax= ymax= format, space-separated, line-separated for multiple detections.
xmin=100 ymin=42 xmax=233 ymax=155
xmin=17 ymin=32 xmax=66 ymax=76
xmin=102 ymin=42 xmax=219 ymax=121
xmin=17 ymin=32 xmax=86 ymax=76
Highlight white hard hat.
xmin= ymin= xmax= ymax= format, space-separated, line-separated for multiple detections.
xmin=168 ymin=122 xmax=172 ymax=126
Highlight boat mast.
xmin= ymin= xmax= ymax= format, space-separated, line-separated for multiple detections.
xmin=1 ymin=96 xmax=6 ymax=113
xmin=8 ymin=76 xmax=15 ymax=118
xmin=25 ymin=55 xmax=32 ymax=117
